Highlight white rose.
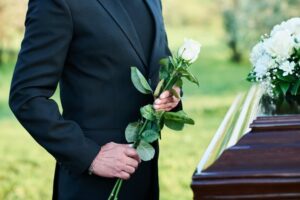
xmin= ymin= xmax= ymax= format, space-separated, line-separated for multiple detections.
xmin=271 ymin=24 xmax=285 ymax=36
xmin=265 ymin=29 xmax=294 ymax=59
xmin=295 ymin=34 xmax=300 ymax=49
xmin=178 ymin=38 xmax=201 ymax=64
xmin=253 ymin=54 xmax=274 ymax=78
xmin=271 ymin=18 xmax=300 ymax=36
xmin=279 ymin=61 xmax=296 ymax=76
xmin=284 ymin=18 xmax=300 ymax=35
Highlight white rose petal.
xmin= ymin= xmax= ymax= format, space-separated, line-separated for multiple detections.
xmin=264 ymin=29 xmax=295 ymax=59
xmin=271 ymin=17 xmax=300 ymax=36
xmin=284 ymin=17 xmax=300 ymax=35
xmin=178 ymin=38 xmax=201 ymax=64
xmin=295 ymin=34 xmax=300 ymax=49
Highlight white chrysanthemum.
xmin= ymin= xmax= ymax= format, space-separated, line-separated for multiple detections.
xmin=265 ymin=29 xmax=294 ymax=59
xmin=279 ymin=61 xmax=296 ymax=76
xmin=250 ymin=42 xmax=265 ymax=65
xmin=253 ymin=54 xmax=274 ymax=78
xmin=178 ymin=38 xmax=201 ymax=64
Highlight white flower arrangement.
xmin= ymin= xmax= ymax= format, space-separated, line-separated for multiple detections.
xmin=247 ymin=17 xmax=300 ymax=97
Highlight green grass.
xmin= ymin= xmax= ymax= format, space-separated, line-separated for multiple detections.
xmin=0 ymin=12 xmax=252 ymax=200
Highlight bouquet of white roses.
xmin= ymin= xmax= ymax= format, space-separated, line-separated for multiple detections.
xmin=247 ymin=17 xmax=300 ymax=97
xmin=108 ymin=39 xmax=201 ymax=200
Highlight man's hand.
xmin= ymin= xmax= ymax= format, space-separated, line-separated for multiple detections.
xmin=153 ymin=86 xmax=181 ymax=111
xmin=90 ymin=142 xmax=141 ymax=180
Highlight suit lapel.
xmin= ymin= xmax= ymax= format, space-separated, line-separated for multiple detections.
xmin=144 ymin=0 xmax=162 ymax=79
xmin=96 ymin=0 xmax=147 ymax=74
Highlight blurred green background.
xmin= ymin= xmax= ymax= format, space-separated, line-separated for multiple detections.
xmin=0 ymin=0 xmax=299 ymax=199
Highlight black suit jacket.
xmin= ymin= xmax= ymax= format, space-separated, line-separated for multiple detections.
xmin=9 ymin=0 xmax=181 ymax=199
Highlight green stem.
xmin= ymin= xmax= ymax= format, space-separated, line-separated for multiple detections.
xmin=108 ymin=179 xmax=121 ymax=200
xmin=114 ymin=179 xmax=124 ymax=200
xmin=133 ymin=119 xmax=149 ymax=148
xmin=108 ymin=119 xmax=149 ymax=200
xmin=163 ymin=71 xmax=177 ymax=91
xmin=162 ymin=64 xmax=182 ymax=94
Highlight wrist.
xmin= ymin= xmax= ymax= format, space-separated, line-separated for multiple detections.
xmin=88 ymin=162 xmax=95 ymax=175
xmin=88 ymin=147 xmax=102 ymax=175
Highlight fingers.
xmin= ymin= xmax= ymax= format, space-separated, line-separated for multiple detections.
xmin=154 ymin=96 xmax=179 ymax=105
xmin=124 ymin=146 xmax=138 ymax=157
xmin=159 ymin=90 xmax=172 ymax=99
xmin=125 ymin=157 xmax=139 ymax=169
xmin=153 ymin=86 xmax=181 ymax=111
xmin=155 ymin=102 xmax=177 ymax=109
xmin=124 ymin=146 xmax=141 ymax=163
xmin=154 ymin=98 xmax=180 ymax=111
xmin=93 ymin=142 xmax=143 ymax=180
xmin=173 ymin=86 xmax=181 ymax=95
xmin=124 ymin=164 xmax=135 ymax=174
xmin=159 ymin=86 xmax=180 ymax=100
xmin=116 ymin=155 xmax=139 ymax=180
xmin=116 ymin=171 xmax=131 ymax=180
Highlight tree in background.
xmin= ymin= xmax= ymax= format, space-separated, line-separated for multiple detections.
xmin=221 ymin=0 xmax=300 ymax=63
xmin=222 ymin=0 xmax=241 ymax=62
xmin=0 ymin=0 xmax=26 ymax=65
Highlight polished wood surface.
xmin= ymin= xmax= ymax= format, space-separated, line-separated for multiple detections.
xmin=192 ymin=115 xmax=300 ymax=200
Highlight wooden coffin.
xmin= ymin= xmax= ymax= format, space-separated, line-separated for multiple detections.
xmin=191 ymin=87 xmax=300 ymax=199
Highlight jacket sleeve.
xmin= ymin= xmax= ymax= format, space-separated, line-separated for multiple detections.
xmin=9 ymin=0 xmax=101 ymax=175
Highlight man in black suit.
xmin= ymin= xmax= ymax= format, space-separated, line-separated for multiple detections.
xmin=9 ymin=0 xmax=182 ymax=199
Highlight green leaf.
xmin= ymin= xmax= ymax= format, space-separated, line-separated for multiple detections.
xmin=178 ymin=68 xmax=199 ymax=86
xmin=159 ymin=58 xmax=169 ymax=68
xmin=169 ymin=56 xmax=177 ymax=68
xmin=170 ymin=88 xmax=180 ymax=99
xmin=184 ymin=72 xmax=199 ymax=86
xmin=163 ymin=110 xmax=195 ymax=125
xmin=175 ymin=78 xmax=183 ymax=88
xmin=154 ymin=79 xmax=164 ymax=98
xmin=131 ymin=67 xmax=153 ymax=94
xmin=247 ymin=72 xmax=257 ymax=82
xmin=142 ymin=129 xmax=160 ymax=143
xmin=136 ymin=141 xmax=155 ymax=161
xmin=164 ymin=119 xmax=185 ymax=131
xmin=275 ymin=71 xmax=296 ymax=83
xmin=291 ymin=79 xmax=300 ymax=96
xmin=279 ymin=82 xmax=290 ymax=95
xmin=273 ymin=85 xmax=282 ymax=97
xmin=159 ymin=58 xmax=170 ymax=80
xmin=125 ymin=122 xmax=140 ymax=143
xmin=140 ymin=104 xmax=155 ymax=121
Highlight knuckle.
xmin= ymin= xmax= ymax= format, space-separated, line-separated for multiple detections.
xmin=116 ymin=162 xmax=124 ymax=170
xmin=107 ymin=142 xmax=115 ymax=146
xmin=122 ymin=155 xmax=128 ymax=163
xmin=124 ymin=174 xmax=130 ymax=180
xmin=133 ymin=161 xmax=138 ymax=168
xmin=129 ymin=148 xmax=136 ymax=155
xmin=130 ymin=168 xmax=135 ymax=173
